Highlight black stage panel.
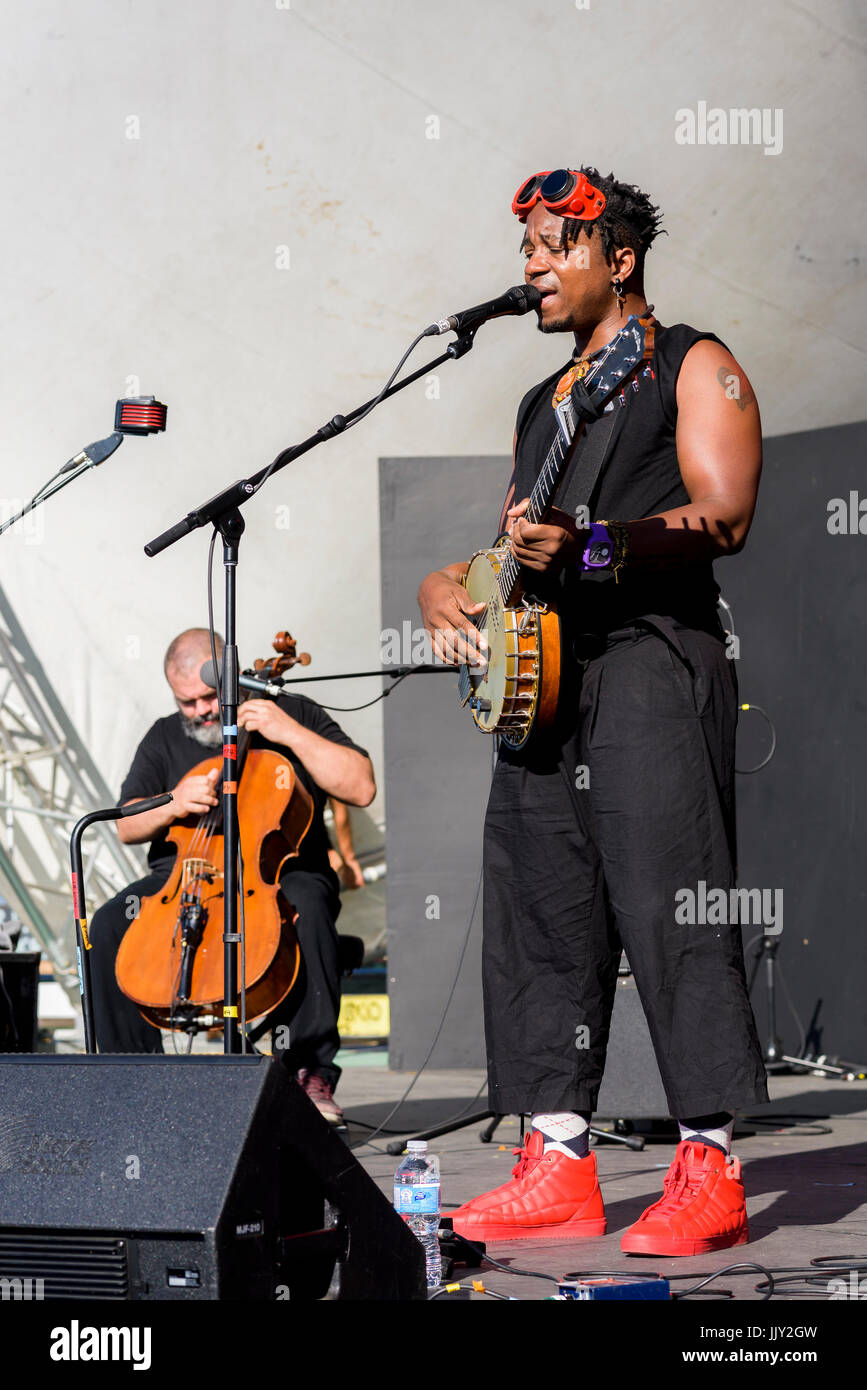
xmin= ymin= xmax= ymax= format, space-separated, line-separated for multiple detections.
xmin=380 ymin=421 xmax=867 ymax=1080
xmin=380 ymin=455 xmax=507 ymax=1070
xmin=720 ymin=418 xmax=867 ymax=1063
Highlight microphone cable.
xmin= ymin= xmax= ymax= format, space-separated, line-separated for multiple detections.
xmin=348 ymin=737 xmax=497 ymax=1152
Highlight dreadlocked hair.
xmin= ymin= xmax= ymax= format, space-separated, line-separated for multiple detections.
xmin=560 ymin=166 xmax=666 ymax=278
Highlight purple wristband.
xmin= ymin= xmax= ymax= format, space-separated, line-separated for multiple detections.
xmin=579 ymin=522 xmax=613 ymax=571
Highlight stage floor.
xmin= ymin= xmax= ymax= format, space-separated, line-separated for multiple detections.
xmin=337 ymin=1065 xmax=867 ymax=1302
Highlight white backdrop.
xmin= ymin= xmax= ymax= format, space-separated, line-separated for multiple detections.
xmin=0 ymin=0 xmax=863 ymax=848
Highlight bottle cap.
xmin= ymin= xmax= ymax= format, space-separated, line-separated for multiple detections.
xmin=406 ymin=1140 xmax=427 ymax=1152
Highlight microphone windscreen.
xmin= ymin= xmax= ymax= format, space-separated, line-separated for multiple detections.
xmin=199 ymin=659 xmax=219 ymax=689
xmin=516 ymin=285 xmax=542 ymax=312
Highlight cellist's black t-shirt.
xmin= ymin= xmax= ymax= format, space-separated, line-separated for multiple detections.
xmin=118 ymin=693 xmax=369 ymax=878
xmin=508 ymin=321 xmax=727 ymax=637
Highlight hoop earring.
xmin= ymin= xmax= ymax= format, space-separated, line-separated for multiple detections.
xmin=611 ymin=278 xmax=626 ymax=313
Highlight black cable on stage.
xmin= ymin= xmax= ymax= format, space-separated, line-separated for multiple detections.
xmin=739 ymin=1112 xmax=832 ymax=1137
xmin=736 ymin=702 xmax=776 ymax=774
xmin=204 ymin=529 xmax=249 ymax=1052
xmin=671 ymin=1260 xmax=775 ymax=1300
xmin=773 ymin=961 xmax=809 ymax=1056
xmin=444 ymin=1235 xmax=560 ymax=1286
xmin=206 ymin=528 xmax=222 ymax=706
xmin=345 ymin=1117 xmax=411 ymax=1136
xmin=346 ymin=1080 xmax=487 ymax=1143
xmin=435 ymin=1254 xmax=867 ymax=1301
xmin=743 ymin=929 xmax=808 ymax=1055
xmin=717 ymin=603 xmax=778 ymax=776
xmin=316 ymin=669 xmax=415 ymax=713
xmin=751 ymin=1254 xmax=867 ymax=1297
xmin=430 ymin=1281 xmax=519 ymax=1299
xmin=348 ymin=859 xmax=484 ymax=1153
xmin=349 ymin=738 xmax=496 ymax=1153
xmin=431 ymin=1250 xmax=867 ymax=1300
xmin=717 ymin=594 xmax=736 ymax=639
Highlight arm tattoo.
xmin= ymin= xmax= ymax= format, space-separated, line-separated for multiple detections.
xmin=717 ymin=366 xmax=756 ymax=412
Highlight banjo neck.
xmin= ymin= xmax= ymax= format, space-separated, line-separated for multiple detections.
xmin=497 ymin=383 xmax=586 ymax=607
xmin=497 ymin=324 xmax=641 ymax=607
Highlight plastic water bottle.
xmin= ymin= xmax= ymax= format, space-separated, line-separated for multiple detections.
xmin=394 ymin=1140 xmax=442 ymax=1288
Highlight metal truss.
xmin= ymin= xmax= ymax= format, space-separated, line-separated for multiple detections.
xmin=0 ymin=585 xmax=145 ymax=998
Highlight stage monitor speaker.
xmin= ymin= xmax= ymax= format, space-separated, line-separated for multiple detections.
xmin=594 ymin=974 xmax=671 ymax=1121
xmin=0 ymin=1054 xmax=424 ymax=1301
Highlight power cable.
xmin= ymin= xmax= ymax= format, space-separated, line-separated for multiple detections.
xmin=350 ymin=738 xmax=497 ymax=1152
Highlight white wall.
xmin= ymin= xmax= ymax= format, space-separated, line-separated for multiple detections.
xmin=0 ymin=0 xmax=863 ymax=842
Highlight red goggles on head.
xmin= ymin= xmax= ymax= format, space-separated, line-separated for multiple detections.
xmin=512 ymin=168 xmax=606 ymax=224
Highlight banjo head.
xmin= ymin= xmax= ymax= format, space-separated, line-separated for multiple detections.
xmin=463 ymin=548 xmax=508 ymax=730
xmin=461 ymin=541 xmax=546 ymax=745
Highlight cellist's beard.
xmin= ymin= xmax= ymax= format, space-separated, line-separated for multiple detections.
xmin=180 ymin=712 xmax=223 ymax=747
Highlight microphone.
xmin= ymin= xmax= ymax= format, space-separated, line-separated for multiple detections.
xmin=200 ymin=659 xmax=286 ymax=699
xmin=60 ymin=432 xmax=124 ymax=475
xmin=59 ymin=397 xmax=168 ymax=474
xmin=425 ymin=284 xmax=542 ymax=336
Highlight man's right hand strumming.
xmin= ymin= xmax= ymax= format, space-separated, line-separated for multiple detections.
xmin=418 ymin=561 xmax=489 ymax=668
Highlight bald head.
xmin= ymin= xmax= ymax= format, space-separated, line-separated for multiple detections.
xmin=164 ymin=628 xmax=223 ymax=683
xmin=164 ymin=628 xmax=224 ymax=746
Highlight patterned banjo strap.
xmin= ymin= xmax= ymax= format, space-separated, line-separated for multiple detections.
xmin=497 ymin=310 xmax=658 ymax=531
xmin=566 ymin=308 xmax=657 ymax=421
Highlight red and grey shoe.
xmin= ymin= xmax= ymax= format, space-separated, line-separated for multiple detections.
xmin=296 ymin=1069 xmax=344 ymax=1126
xmin=620 ymin=1139 xmax=750 ymax=1256
xmin=449 ymin=1129 xmax=607 ymax=1242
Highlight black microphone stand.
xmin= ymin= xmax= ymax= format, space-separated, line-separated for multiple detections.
xmin=70 ymin=794 xmax=172 ymax=1052
xmin=746 ymin=933 xmax=789 ymax=1071
xmin=144 ymin=331 xmax=479 ymax=1055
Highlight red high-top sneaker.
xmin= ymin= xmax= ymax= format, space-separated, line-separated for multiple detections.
xmin=620 ymin=1139 xmax=750 ymax=1256
xmin=449 ymin=1130 xmax=606 ymax=1242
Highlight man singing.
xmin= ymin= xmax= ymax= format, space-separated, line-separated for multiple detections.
xmin=418 ymin=167 xmax=768 ymax=1254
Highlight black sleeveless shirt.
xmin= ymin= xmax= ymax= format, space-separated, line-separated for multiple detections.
xmin=507 ymin=322 xmax=726 ymax=637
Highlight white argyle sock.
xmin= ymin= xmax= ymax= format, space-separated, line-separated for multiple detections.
xmin=677 ymin=1112 xmax=734 ymax=1157
xmin=530 ymin=1111 xmax=592 ymax=1159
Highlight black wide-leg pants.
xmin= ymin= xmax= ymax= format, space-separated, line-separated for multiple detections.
xmin=482 ymin=618 xmax=769 ymax=1118
xmin=89 ymin=871 xmax=168 ymax=1055
xmin=266 ymin=871 xmax=343 ymax=1091
xmin=89 ymin=866 xmax=342 ymax=1089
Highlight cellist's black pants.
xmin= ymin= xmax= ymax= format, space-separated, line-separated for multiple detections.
xmin=89 ymin=867 xmax=342 ymax=1089
xmin=482 ymin=618 xmax=769 ymax=1118
xmin=89 ymin=871 xmax=167 ymax=1055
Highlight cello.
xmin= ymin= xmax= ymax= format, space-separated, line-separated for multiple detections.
xmin=115 ymin=632 xmax=314 ymax=1033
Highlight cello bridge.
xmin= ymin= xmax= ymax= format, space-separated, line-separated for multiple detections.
xmin=181 ymin=858 xmax=221 ymax=888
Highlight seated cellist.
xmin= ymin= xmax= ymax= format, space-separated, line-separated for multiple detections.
xmin=88 ymin=627 xmax=375 ymax=1125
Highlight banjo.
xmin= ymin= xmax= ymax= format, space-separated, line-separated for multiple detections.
xmin=457 ymin=312 xmax=653 ymax=749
